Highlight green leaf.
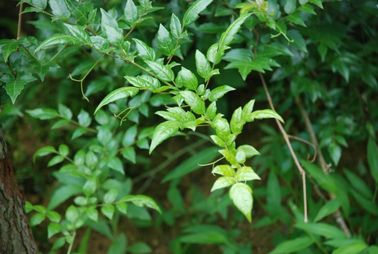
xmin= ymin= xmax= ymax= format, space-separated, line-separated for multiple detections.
xmin=108 ymin=157 xmax=124 ymax=174
xmin=333 ymin=242 xmax=368 ymax=254
xmin=65 ymin=205 xmax=79 ymax=222
xmin=236 ymin=166 xmax=261 ymax=181
xmin=133 ymin=39 xmax=156 ymax=60
xmin=121 ymin=146 xmax=136 ymax=163
xmin=215 ymin=13 xmax=251 ymax=64
xmin=295 ymin=222 xmax=346 ymax=239
xmin=101 ymin=204 xmax=115 ymax=219
xmin=230 ymin=107 xmax=243 ymax=135
xmin=107 ymin=234 xmax=127 ymax=254
xmin=183 ymin=0 xmax=213 ymax=26
xmin=367 ymin=138 xmax=378 ymax=183
xmin=49 ymin=0 xmax=70 ymax=17
xmin=78 ymin=110 xmax=91 ymax=127
xmin=95 ymin=87 xmax=139 ymax=114
xmin=104 ymin=189 xmax=118 ymax=204
xmin=5 ymin=80 xmax=26 ymax=104
xmin=156 ymin=24 xmax=175 ymax=56
xmin=34 ymin=146 xmax=56 ymax=160
xmin=48 ymin=223 xmax=61 ymax=238
xmin=48 ymin=185 xmax=82 ymax=209
xmin=124 ymin=0 xmax=138 ymax=24
xmin=212 ymin=164 xmax=235 ymax=177
xmin=48 ymin=155 xmax=64 ymax=167
xmin=149 ymin=121 xmax=180 ymax=153
xmin=128 ymin=242 xmax=152 ymax=254
xmin=125 ymin=75 xmax=160 ymax=90
xmin=195 ymin=50 xmax=212 ymax=80
xmin=30 ymin=0 xmax=48 ymax=9
xmin=58 ymin=104 xmax=72 ymax=120
xmin=30 ymin=213 xmax=45 ymax=226
xmin=119 ymin=195 xmax=161 ymax=213
xmin=314 ymin=199 xmax=340 ymax=222
xmin=210 ymin=176 xmax=235 ymax=192
xmin=180 ymin=91 xmax=205 ymax=114
xmin=64 ymin=24 xmax=90 ymax=43
xmin=250 ymin=109 xmax=284 ymax=122
xmin=163 ymin=147 xmax=219 ymax=182
xmin=145 ymin=60 xmax=174 ymax=82
xmin=170 ymin=14 xmax=182 ymax=38
xmin=35 ymin=35 xmax=78 ymax=52
xmin=100 ymin=8 xmax=122 ymax=42
xmin=229 ymin=183 xmax=253 ymax=222
xmin=26 ymin=108 xmax=58 ymax=120
xmin=270 ymin=236 xmax=315 ymax=254
xmin=209 ymin=85 xmax=235 ymax=102
xmin=176 ymin=67 xmax=198 ymax=90
xmin=46 ymin=211 xmax=61 ymax=223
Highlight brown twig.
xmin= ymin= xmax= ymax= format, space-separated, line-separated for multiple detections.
xmin=17 ymin=2 xmax=23 ymax=40
xmin=295 ymin=96 xmax=351 ymax=237
xmin=258 ymin=73 xmax=308 ymax=223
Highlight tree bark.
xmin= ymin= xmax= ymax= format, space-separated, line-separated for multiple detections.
xmin=0 ymin=130 xmax=38 ymax=254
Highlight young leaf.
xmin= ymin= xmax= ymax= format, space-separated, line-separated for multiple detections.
xmin=156 ymin=24 xmax=175 ymax=56
xmin=183 ymin=0 xmax=213 ymax=27
xmin=211 ymin=177 xmax=235 ymax=192
xmin=35 ymin=35 xmax=78 ymax=52
xmin=170 ymin=14 xmax=182 ymax=38
xmin=208 ymin=85 xmax=235 ymax=102
xmin=145 ymin=60 xmax=174 ymax=82
xmin=229 ymin=183 xmax=253 ymax=222
xmin=133 ymin=39 xmax=156 ymax=60
xmin=49 ymin=0 xmax=70 ymax=17
xmin=215 ymin=13 xmax=251 ymax=63
xmin=94 ymin=87 xmax=139 ymax=114
xmin=195 ymin=50 xmax=212 ymax=80
xmin=149 ymin=121 xmax=180 ymax=153
xmin=236 ymin=166 xmax=261 ymax=181
xmin=212 ymin=165 xmax=235 ymax=177
xmin=119 ymin=195 xmax=161 ymax=213
xmin=314 ymin=199 xmax=340 ymax=222
xmin=5 ymin=80 xmax=26 ymax=104
xmin=249 ymin=109 xmax=284 ymax=122
xmin=124 ymin=0 xmax=138 ymax=24
xmin=180 ymin=91 xmax=206 ymax=114
xmin=176 ymin=67 xmax=198 ymax=90
xmin=100 ymin=8 xmax=122 ymax=42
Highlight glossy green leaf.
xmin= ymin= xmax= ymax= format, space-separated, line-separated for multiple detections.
xmin=183 ymin=0 xmax=213 ymax=26
xmin=149 ymin=121 xmax=180 ymax=153
xmin=176 ymin=67 xmax=198 ymax=90
xmin=95 ymin=87 xmax=139 ymax=114
xmin=229 ymin=183 xmax=253 ymax=222
xmin=250 ymin=109 xmax=284 ymax=122
xmin=5 ymin=80 xmax=26 ymax=104
xmin=145 ymin=60 xmax=174 ymax=82
xmin=209 ymin=85 xmax=235 ymax=102
xmin=124 ymin=0 xmax=138 ymax=24
xmin=180 ymin=91 xmax=205 ymax=114
xmin=215 ymin=13 xmax=251 ymax=63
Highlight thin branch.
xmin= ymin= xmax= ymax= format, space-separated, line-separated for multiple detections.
xmin=287 ymin=134 xmax=317 ymax=162
xmin=295 ymin=96 xmax=351 ymax=237
xmin=17 ymin=2 xmax=23 ymax=40
xmin=258 ymin=73 xmax=308 ymax=223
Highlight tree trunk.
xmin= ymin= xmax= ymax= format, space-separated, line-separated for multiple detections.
xmin=0 ymin=130 xmax=38 ymax=254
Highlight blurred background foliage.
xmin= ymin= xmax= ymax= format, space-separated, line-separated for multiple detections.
xmin=0 ymin=0 xmax=378 ymax=253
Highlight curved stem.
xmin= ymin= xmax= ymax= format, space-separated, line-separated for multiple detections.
xmin=258 ymin=73 xmax=308 ymax=223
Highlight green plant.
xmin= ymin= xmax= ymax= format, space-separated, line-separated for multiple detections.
xmin=1 ymin=0 xmax=377 ymax=253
